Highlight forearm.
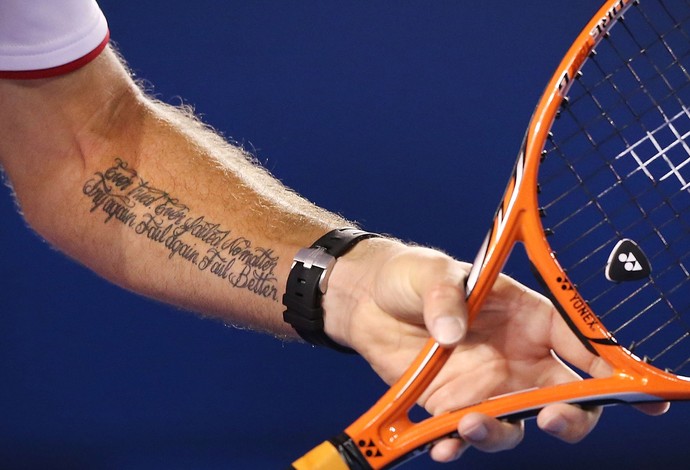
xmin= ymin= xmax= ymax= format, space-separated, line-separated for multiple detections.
xmin=0 ymin=46 xmax=350 ymax=337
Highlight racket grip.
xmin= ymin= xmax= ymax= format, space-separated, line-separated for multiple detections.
xmin=291 ymin=433 xmax=375 ymax=470
xmin=290 ymin=440 xmax=352 ymax=470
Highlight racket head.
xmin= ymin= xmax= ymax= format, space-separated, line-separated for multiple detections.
xmin=529 ymin=0 xmax=690 ymax=388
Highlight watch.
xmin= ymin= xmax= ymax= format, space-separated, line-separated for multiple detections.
xmin=282 ymin=228 xmax=381 ymax=354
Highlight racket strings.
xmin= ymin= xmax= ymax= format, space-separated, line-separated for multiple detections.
xmin=545 ymin=142 xmax=690 ymax=284
xmin=606 ymin=249 xmax=690 ymax=331
xmin=560 ymin=202 xmax=689 ymax=310
xmin=545 ymin=94 xmax=690 ymax=277
xmin=546 ymin=134 xmax=690 ymax=369
xmin=544 ymin=135 xmax=688 ymax=257
xmin=543 ymin=14 xmax=690 ymax=236
xmin=541 ymin=76 xmax=690 ymax=223
xmin=609 ymin=6 xmax=690 ymax=191
xmin=548 ymin=2 xmax=690 ymax=161
xmin=537 ymin=0 xmax=690 ymax=375
xmin=542 ymin=13 xmax=690 ymax=197
xmin=619 ymin=3 xmax=690 ymax=108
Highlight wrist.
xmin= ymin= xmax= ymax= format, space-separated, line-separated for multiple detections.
xmin=282 ymin=228 xmax=386 ymax=353
xmin=322 ymin=236 xmax=404 ymax=351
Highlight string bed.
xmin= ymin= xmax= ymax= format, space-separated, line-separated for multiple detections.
xmin=538 ymin=0 xmax=690 ymax=374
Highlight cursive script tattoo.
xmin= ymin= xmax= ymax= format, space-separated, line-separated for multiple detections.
xmin=82 ymin=158 xmax=279 ymax=301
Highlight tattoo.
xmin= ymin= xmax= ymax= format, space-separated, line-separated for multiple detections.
xmin=82 ymin=158 xmax=279 ymax=301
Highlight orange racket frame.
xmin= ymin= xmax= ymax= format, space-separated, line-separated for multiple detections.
xmin=292 ymin=0 xmax=690 ymax=468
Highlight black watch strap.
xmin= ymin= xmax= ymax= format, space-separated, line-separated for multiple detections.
xmin=282 ymin=228 xmax=381 ymax=354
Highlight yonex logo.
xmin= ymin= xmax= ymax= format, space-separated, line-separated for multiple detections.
xmin=556 ymin=276 xmax=573 ymax=291
xmin=555 ymin=275 xmax=599 ymax=331
xmin=605 ymin=239 xmax=652 ymax=282
xmin=358 ymin=439 xmax=382 ymax=458
xmin=618 ymin=252 xmax=643 ymax=272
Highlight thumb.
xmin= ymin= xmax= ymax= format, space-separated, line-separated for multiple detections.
xmin=378 ymin=246 xmax=470 ymax=347
xmin=423 ymin=279 xmax=468 ymax=347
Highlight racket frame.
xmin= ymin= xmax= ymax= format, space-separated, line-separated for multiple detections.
xmin=292 ymin=1 xmax=690 ymax=468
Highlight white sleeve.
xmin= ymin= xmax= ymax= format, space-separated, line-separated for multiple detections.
xmin=0 ymin=0 xmax=109 ymax=78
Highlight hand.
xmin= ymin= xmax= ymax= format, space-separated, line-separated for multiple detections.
xmin=323 ymin=239 xmax=669 ymax=462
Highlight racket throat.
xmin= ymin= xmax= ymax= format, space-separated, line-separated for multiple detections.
xmin=529 ymin=262 xmax=613 ymax=355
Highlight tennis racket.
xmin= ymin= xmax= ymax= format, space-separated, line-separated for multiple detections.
xmin=291 ymin=0 xmax=690 ymax=468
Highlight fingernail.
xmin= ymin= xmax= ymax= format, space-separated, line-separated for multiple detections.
xmin=461 ymin=422 xmax=488 ymax=443
xmin=542 ymin=416 xmax=567 ymax=436
xmin=433 ymin=316 xmax=465 ymax=345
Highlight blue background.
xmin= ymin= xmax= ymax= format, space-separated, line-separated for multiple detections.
xmin=1 ymin=1 xmax=688 ymax=469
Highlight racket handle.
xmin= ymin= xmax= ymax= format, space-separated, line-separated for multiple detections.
xmin=291 ymin=433 xmax=375 ymax=470
xmin=290 ymin=440 xmax=352 ymax=470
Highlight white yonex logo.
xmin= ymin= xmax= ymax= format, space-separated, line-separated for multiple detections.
xmin=606 ymin=239 xmax=651 ymax=282
xmin=618 ymin=252 xmax=643 ymax=273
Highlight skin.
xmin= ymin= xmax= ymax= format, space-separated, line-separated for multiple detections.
xmin=0 ymin=46 xmax=667 ymax=463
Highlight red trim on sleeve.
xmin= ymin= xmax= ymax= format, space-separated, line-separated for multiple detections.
xmin=0 ymin=31 xmax=110 ymax=80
